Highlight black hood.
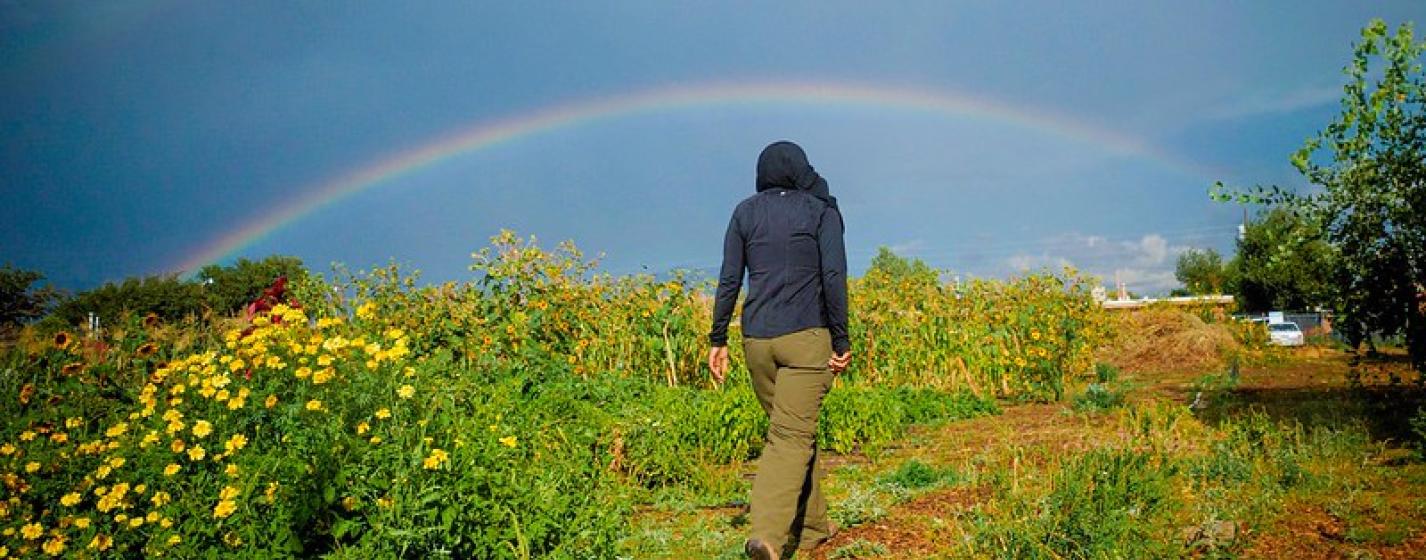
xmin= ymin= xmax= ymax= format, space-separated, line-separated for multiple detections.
xmin=755 ymin=141 xmax=838 ymax=210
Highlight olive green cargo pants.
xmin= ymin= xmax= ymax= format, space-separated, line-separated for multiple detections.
xmin=744 ymin=327 xmax=835 ymax=554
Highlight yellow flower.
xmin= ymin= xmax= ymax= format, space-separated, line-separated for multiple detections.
xmin=225 ymin=463 xmax=239 ymax=477
xmin=171 ymin=439 xmax=186 ymax=453
xmin=72 ymin=517 xmax=90 ymax=529
xmin=356 ymin=422 xmax=370 ymax=435
xmin=0 ymin=444 xmax=13 ymax=455
xmin=225 ymin=433 xmax=248 ymax=453
xmin=265 ymin=394 xmax=278 ymax=408
xmin=341 ymin=496 xmax=359 ymax=511
xmin=128 ymin=517 xmax=144 ymax=528
xmin=499 ymin=435 xmax=518 ymax=448
xmin=397 ymin=385 xmax=415 ymax=399
xmin=152 ymin=491 xmax=171 ymax=507
xmin=375 ymin=408 xmax=391 ymax=420
xmin=21 ymin=523 xmax=42 ymax=539
xmin=163 ymin=463 xmax=181 ymax=476
xmin=41 ymin=535 xmax=65 ymax=556
xmin=188 ymin=445 xmax=206 ymax=461
xmin=306 ymin=399 xmax=323 ymax=411
xmin=213 ymin=499 xmax=237 ymax=519
xmin=219 ymin=485 xmax=240 ymax=501
xmin=422 ymin=448 xmax=449 ymax=470
xmin=167 ymin=535 xmax=181 ymax=545
xmin=19 ymin=431 xmax=36 ymax=442
xmin=60 ymin=492 xmax=81 ymax=507
xmin=295 ymin=366 xmax=312 ymax=379
xmin=89 ymin=533 xmax=113 ymax=551
xmin=96 ymin=464 xmax=111 ymax=479
xmin=24 ymin=462 xmax=39 ymax=473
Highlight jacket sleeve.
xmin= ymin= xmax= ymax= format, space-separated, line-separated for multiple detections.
xmin=708 ymin=209 xmax=745 ymax=347
xmin=818 ymin=207 xmax=850 ymax=354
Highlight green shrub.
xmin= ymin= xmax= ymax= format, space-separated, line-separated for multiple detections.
xmin=1073 ymin=383 xmax=1125 ymax=413
xmin=1095 ymin=362 xmax=1120 ymax=384
xmin=879 ymin=458 xmax=959 ymax=490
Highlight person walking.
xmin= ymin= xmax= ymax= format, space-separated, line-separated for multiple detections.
xmin=708 ymin=141 xmax=852 ymax=559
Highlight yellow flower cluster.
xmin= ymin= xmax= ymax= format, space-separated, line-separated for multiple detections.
xmin=422 ymin=449 xmax=449 ymax=470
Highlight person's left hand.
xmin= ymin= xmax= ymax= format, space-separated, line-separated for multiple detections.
xmin=828 ymin=350 xmax=852 ymax=374
xmin=708 ymin=346 xmax=730 ymax=384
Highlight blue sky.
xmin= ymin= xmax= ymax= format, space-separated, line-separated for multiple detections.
xmin=3 ymin=1 xmax=1424 ymax=293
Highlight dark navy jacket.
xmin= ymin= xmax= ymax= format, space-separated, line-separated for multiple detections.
xmin=709 ymin=142 xmax=850 ymax=354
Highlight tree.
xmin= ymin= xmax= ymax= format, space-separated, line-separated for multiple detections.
xmin=196 ymin=256 xmax=307 ymax=315
xmin=52 ymin=274 xmax=207 ymax=326
xmin=1229 ymin=207 xmax=1336 ymax=313
xmin=868 ymin=247 xmax=938 ymax=284
xmin=1215 ymin=20 xmax=1426 ymax=369
xmin=0 ymin=265 xmax=61 ymax=330
xmin=47 ymin=255 xmax=308 ymax=328
xmin=1174 ymin=248 xmax=1231 ymax=295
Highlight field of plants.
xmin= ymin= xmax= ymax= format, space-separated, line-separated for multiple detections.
xmin=0 ymin=232 xmax=1116 ymax=558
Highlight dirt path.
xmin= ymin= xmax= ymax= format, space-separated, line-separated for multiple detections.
xmin=806 ymin=349 xmax=1426 ymax=559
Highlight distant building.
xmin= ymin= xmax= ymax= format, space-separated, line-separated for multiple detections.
xmin=1100 ymin=294 xmax=1235 ymax=311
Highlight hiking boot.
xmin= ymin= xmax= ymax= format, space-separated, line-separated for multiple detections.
xmin=744 ymin=538 xmax=778 ymax=560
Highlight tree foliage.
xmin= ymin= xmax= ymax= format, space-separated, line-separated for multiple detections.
xmin=0 ymin=265 xmax=60 ymax=330
xmin=868 ymin=246 xmax=937 ymax=285
xmin=47 ymin=256 xmax=308 ymax=328
xmin=1229 ymin=208 xmax=1336 ymax=313
xmin=52 ymin=274 xmax=207 ymax=327
xmin=196 ymin=256 xmax=308 ymax=315
xmin=1174 ymin=248 xmax=1230 ymax=296
xmin=1215 ymin=20 xmax=1426 ymax=369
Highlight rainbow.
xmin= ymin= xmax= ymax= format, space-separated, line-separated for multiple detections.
xmin=173 ymin=80 xmax=1211 ymax=274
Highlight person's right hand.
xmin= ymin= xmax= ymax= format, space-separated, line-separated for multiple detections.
xmin=828 ymin=350 xmax=852 ymax=374
xmin=708 ymin=346 xmax=730 ymax=384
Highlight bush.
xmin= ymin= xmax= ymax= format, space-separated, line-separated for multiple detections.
xmin=879 ymin=458 xmax=960 ymax=491
xmin=819 ymin=387 xmax=997 ymax=454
